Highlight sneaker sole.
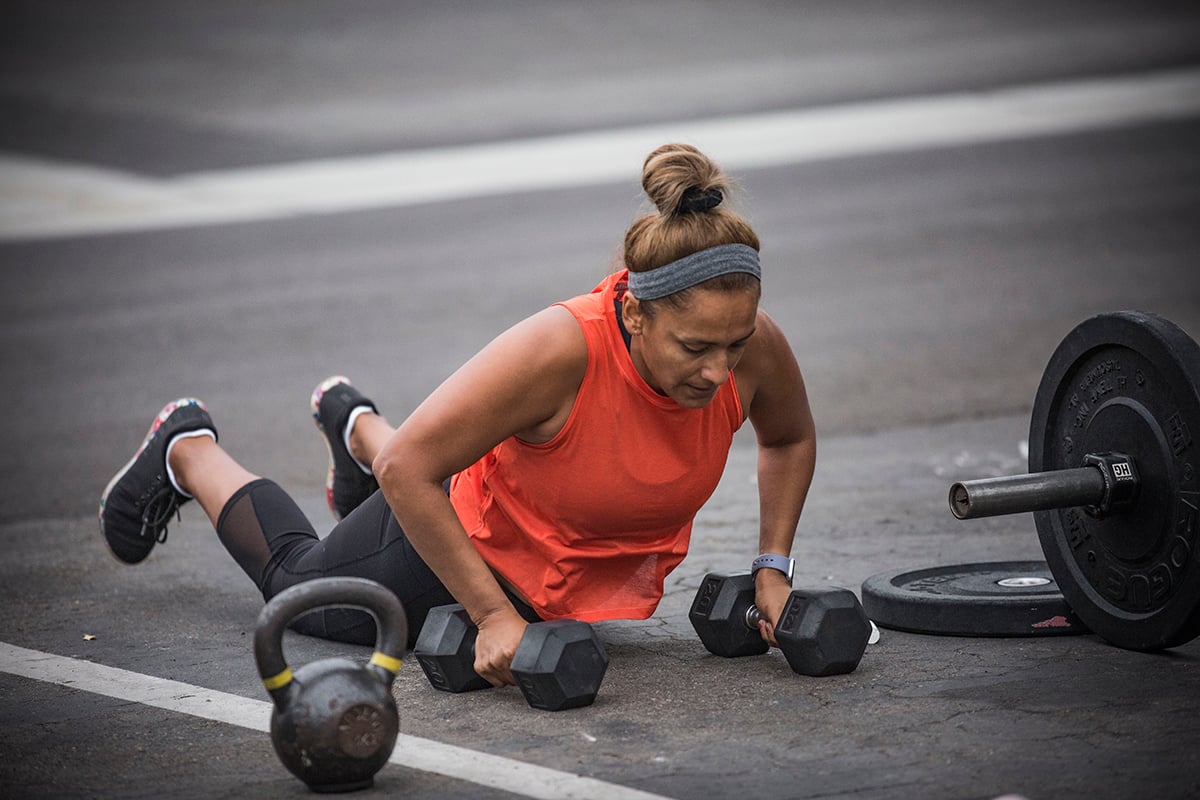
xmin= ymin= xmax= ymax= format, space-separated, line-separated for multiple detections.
xmin=98 ymin=398 xmax=208 ymax=565
xmin=310 ymin=376 xmax=353 ymax=521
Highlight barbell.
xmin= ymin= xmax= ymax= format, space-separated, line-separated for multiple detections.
xmin=944 ymin=311 xmax=1200 ymax=651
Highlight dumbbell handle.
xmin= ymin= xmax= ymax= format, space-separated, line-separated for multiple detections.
xmin=949 ymin=466 xmax=1105 ymax=520
xmin=743 ymin=604 xmax=768 ymax=630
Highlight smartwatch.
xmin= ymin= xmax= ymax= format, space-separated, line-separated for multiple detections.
xmin=751 ymin=553 xmax=795 ymax=586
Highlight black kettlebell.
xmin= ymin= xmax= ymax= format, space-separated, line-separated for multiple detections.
xmin=254 ymin=577 xmax=408 ymax=793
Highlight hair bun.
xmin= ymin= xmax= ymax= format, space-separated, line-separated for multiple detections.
xmin=623 ymin=142 xmax=760 ymax=277
xmin=676 ymin=187 xmax=723 ymax=214
xmin=641 ymin=143 xmax=725 ymax=216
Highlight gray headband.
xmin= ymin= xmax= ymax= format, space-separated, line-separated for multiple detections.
xmin=626 ymin=243 xmax=761 ymax=301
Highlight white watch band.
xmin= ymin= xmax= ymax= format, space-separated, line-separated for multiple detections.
xmin=751 ymin=553 xmax=795 ymax=585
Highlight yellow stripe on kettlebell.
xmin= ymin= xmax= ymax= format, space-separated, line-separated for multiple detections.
xmin=369 ymin=651 xmax=403 ymax=674
xmin=262 ymin=667 xmax=293 ymax=690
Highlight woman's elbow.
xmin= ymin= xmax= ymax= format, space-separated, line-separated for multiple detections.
xmin=373 ymin=433 xmax=448 ymax=493
xmin=372 ymin=436 xmax=408 ymax=486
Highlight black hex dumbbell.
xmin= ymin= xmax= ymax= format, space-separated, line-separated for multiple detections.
xmin=689 ymin=572 xmax=871 ymax=676
xmin=413 ymin=603 xmax=609 ymax=711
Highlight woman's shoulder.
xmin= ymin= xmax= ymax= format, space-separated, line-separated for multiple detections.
xmin=747 ymin=308 xmax=793 ymax=362
xmin=734 ymin=308 xmax=801 ymax=408
xmin=496 ymin=304 xmax=589 ymax=366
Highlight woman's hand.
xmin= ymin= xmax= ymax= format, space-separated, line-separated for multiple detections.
xmin=472 ymin=607 xmax=530 ymax=688
xmin=754 ymin=570 xmax=795 ymax=648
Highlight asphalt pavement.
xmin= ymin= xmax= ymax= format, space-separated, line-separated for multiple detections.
xmin=2 ymin=3 xmax=1199 ymax=799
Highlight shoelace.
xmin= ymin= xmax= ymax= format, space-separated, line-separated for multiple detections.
xmin=140 ymin=485 xmax=183 ymax=544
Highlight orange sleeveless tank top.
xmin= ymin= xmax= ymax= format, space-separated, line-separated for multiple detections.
xmin=448 ymin=271 xmax=745 ymax=622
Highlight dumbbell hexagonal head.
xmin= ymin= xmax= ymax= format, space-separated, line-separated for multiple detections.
xmin=412 ymin=604 xmax=491 ymax=693
xmin=689 ymin=572 xmax=770 ymax=658
xmin=776 ymin=588 xmax=871 ymax=677
xmin=511 ymin=619 xmax=609 ymax=711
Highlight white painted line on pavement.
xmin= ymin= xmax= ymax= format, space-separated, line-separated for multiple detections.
xmin=1 ymin=67 xmax=1198 ymax=242
xmin=0 ymin=641 xmax=673 ymax=800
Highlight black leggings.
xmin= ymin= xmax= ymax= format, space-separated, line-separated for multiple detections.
xmin=215 ymin=478 xmax=540 ymax=647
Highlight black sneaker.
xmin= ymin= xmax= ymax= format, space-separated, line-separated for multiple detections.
xmin=99 ymin=399 xmax=217 ymax=565
xmin=311 ymin=376 xmax=379 ymax=521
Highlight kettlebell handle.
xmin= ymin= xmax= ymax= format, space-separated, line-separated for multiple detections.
xmin=254 ymin=577 xmax=408 ymax=708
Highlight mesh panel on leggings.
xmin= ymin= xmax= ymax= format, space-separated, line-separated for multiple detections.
xmin=215 ymin=480 xmax=280 ymax=588
xmin=215 ymin=478 xmax=317 ymax=591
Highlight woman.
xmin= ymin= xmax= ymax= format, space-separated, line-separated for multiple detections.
xmin=99 ymin=143 xmax=816 ymax=689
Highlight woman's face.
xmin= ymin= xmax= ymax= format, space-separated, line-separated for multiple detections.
xmin=625 ymin=287 xmax=759 ymax=408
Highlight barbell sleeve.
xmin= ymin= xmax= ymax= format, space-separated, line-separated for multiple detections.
xmin=949 ymin=466 xmax=1107 ymax=520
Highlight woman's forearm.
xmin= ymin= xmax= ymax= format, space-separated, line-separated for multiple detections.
xmin=756 ymin=435 xmax=816 ymax=557
xmin=373 ymin=456 xmax=514 ymax=627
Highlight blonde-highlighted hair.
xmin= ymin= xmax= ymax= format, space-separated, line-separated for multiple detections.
xmin=623 ymin=144 xmax=760 ymax=310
